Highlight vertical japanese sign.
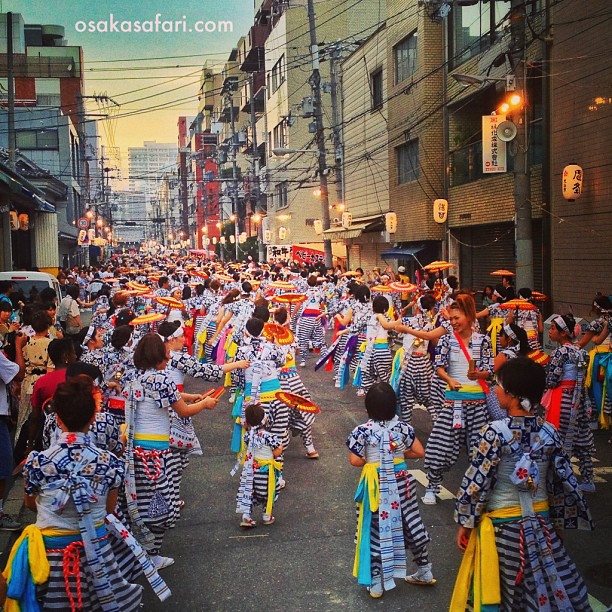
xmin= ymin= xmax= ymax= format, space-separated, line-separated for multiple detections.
xmin=482 ymin=115 xmax=507 ymax=173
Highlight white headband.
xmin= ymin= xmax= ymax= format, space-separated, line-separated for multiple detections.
xmin=81 ymin=326 xmax=96 ymax=349
xmin=502 ymin=324 xmax=518 ymax=342
xmin=553 ymin=315 xmax=572 ymax=337
xmin=162 ymin=326 xmax=183 ymax=341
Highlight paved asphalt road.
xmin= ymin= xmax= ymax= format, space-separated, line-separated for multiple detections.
xmin=142 ymin=358 xmax=612 ymax=612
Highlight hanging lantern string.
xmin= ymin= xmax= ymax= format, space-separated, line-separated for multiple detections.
xmin=528 ymin=199 xmax=607 ymax=240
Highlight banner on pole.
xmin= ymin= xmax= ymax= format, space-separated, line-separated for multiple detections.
xmin=482 ymin=115 xmax=507 ymax=173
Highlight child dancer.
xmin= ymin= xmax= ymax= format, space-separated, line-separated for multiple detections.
xmin=355 ymin=295 xmax=396 ymax=397
xmin=234 ymin=402 xmax=283 ymax=528
xmin=273 ymin=308 xmax=319 ymax=459
xmin=347 ymin=382 xmax=434 ymax=599
xmin=295 ymin=276 xmax=327 ymax=368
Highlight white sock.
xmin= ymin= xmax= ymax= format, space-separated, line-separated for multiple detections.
xmin=305 ymin=444 xmax=316 ymax=454
xmin=242 ymin=513 xmax=251 ymax=522
xmin=262 ymin=513 xmax=271 ymax=522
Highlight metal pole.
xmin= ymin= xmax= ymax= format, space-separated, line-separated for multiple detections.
xmin=228 ymin=90 xmax=240 ymax=261
xmin=249 ymin=72 xmax=265 ymax=263
xmin=306 ymin=0 xmax=333 ymax=268
xmin=2 ymin=12 xmax=15 ymax=270
xmin=511 ymin=0 xmax=533 ymax=289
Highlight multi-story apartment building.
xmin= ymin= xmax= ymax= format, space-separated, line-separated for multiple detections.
xmin=0 ymin=13 xmax=90 ymax=268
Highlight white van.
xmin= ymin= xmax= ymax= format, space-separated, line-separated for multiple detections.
xmin=0 ymin=271 xmax=62 ymax=306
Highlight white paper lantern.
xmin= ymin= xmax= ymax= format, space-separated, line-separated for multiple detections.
xmin=278 ymin=226 xmax=287 ymax=241
xmin=341 ymin=212 xmax=352 ymax=229
xmin=385 ymin=212 xmax=397 ymax=233
xmin=220 ymin=236 xmax=226 ymax=245
xmin=433 ymin=199 xmax=448 ymax=224
xmin=204 ymin=237 xmax=210 ymax=246
xmin=239 ymin=233 xmax=247 ymax=244
xmin=313 ymin=219 xmax=323 ymax=235
xmin=212 ymin=237 xmax=217 ymax=245
xmin=229 ymin=235 xmax=235 ymax=244
xmin=264 ymin=229 xmax=272 ymax=243
xmin=562 ymin=164 xmax=583 ymax=202
xmin=9 ymin=210 xmax=19 ymax=231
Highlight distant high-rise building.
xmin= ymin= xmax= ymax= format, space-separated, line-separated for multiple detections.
xmin=127 ymin=141 xmax=177 ymax=214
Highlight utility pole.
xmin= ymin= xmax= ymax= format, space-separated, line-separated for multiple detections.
xmin=227 ymin=88 xmax=240 ymax=262
xmin=2 ymin=12 xmax=15 ymax=270
xmin=511 ymin=0 xmax=533 ymax=289
xmin=328 ymin=43 xmax=344 ymax=204
xmin=306 ymin=0 xmax=333 ymax=268
xmin=249 ymin=72 xmax=265 ymax=263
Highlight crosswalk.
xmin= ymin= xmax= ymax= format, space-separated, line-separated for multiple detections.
xmin=570 ymin=456 xmax=611 ymax=483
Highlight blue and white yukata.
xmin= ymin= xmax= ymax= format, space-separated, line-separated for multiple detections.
xmin=234 ymin=426 xmax=283 ymax=522
xmin=5 ymin=432 xmax=169 ymax=610
xmin=545 ymin=343 xmax=595 ymax=485
xmin=356 ymin=313 xmax=393 ymax=394
xmin=347 ymin=418 xmax=430 ymax=591
xmin=453 ymin=416 xmax=593 ymax=612
xmin=423 ymin=332 xmax=493 ymax=494
xmin=295 ymin=287 xmax=327 ymax=365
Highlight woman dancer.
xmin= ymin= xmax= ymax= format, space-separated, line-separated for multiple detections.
xmin=452 ymin=357 xmax=593 ymax=612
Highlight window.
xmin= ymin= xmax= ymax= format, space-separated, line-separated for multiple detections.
xmin=274 ymin=181 xmax=288 ymax=210
xmin=396 ymin=139 xmax=419 ymax=184
xmin=449 ymin=1 xmax=510 ymax=68
xmin=16 ymin=129 xmax=59 ymax=150
xmin=269 ymin=54 xmax=285 ymax=93
xmin=371 ymin=69 xmax=383 ymax=109
xmin=272 ymin=121 xmax=287 ymax=150
xmin=394 ymin=31 xmax=418 ymax=85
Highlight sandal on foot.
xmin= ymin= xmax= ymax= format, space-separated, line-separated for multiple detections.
xmin=262 ymin=516 xmax=276 ymax=525
xmin=306 ymin=451 xmax=320 ymax=459
xmin=240 ymin=518 xmax=256 ymax=528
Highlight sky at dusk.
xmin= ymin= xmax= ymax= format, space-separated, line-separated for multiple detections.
xmin=5 ymin=0 xmax=256 ymax=173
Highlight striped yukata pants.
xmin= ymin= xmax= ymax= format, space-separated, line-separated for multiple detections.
xmin=423 ymin=395 xmax=488 ymax=489
xmin=278 ymin=368 xmax=316 ymax=450
xmin=360 ymin=344 xmax=393 ymax=392
xmin=297 ymin=315 xmax=326 ymax=358
xmin=397 ymin=354 xmax=433 ymax=423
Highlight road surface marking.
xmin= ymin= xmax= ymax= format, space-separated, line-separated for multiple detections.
xmin=409 ymin=469 xmax=455 ymax=500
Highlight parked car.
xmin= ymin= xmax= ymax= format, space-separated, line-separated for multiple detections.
xmin=0 ymin=271 xmax=62 ymax=307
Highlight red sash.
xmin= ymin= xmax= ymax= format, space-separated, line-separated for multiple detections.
xmin=454 ymin=332 xmax=490 ymax=394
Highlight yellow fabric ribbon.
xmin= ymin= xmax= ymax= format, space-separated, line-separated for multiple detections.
xmin=450 ymin=500 xmax=549 ymax=612
xmin=255 ymin=458 xmax=283 ymax=516
xmin=197 ymin=328 xmax=208 ymax=361
xmin=223 ymin=339 xmax=239 ymax=386
xmin=2 ymin=524 xmax=90 ymax=612
xmin=352 ymin=459 xmax=404 ymax=578
xmin=486 ymin=317 xmax=504 ymax=356
xmin=352 ymin=463 xmax=380 ymax=578
xmin=586 ymin=346 xmax=612 ymax=429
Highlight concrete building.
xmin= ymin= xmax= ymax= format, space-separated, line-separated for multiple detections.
xmin=127 ymin=141 xmax=177 ymax=214
xmin=0 ymin=13 xmax=89 ymax=268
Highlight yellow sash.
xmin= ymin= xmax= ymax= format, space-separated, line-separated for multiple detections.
xmin=450 ymin=500 xmax=549 ymax=612
xmin=352 ymin=459 xmax=404 ymax=578
xmin=486 ymin=317 xmax=504 ymax=356
xmin=255 ymin=458 xmax=283 ymax=516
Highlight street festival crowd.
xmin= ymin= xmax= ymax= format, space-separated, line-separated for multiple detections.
xmin=0 ymin=253 xmax=609 ymax=610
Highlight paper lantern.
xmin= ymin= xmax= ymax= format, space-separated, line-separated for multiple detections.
xmin=264 ymin=229 xmax=272 ymax=243
xmin=313 ymin=219 xmax=323 ymax=235
xmin=9 ymin=210 xmax=19 ymax=231
xmin=204 ymin=237 xmax=210 ymax=246
xmin=562 ymin=164 xmax=583 ymax=201
xmin=212 ymin=237 xmax=217 ymax=245
xmin=341 ymin=212 xmax=352 ymax=229
xmin=220 ymin=236 xmax=226 ymax=245
xmin=278 ymin=226 xmax=287 ymax=240
xmin=239 ymin=232 xmax=247 ymax=244
xmin=229 ymin=235 xmax=235 ymax=244
xmin=433 ymin=199 xmax=448 ymax=224
xmin=385 ymin=212 xmax=397 ymax=233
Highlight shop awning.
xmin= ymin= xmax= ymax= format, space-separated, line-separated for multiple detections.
xmin=322 ymin=214 xmax=385 ymax=240
xmin=0 ymin=166 xmax=56 ymax=212
xmin=381 ymin=244 xmax=425 ymax=259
